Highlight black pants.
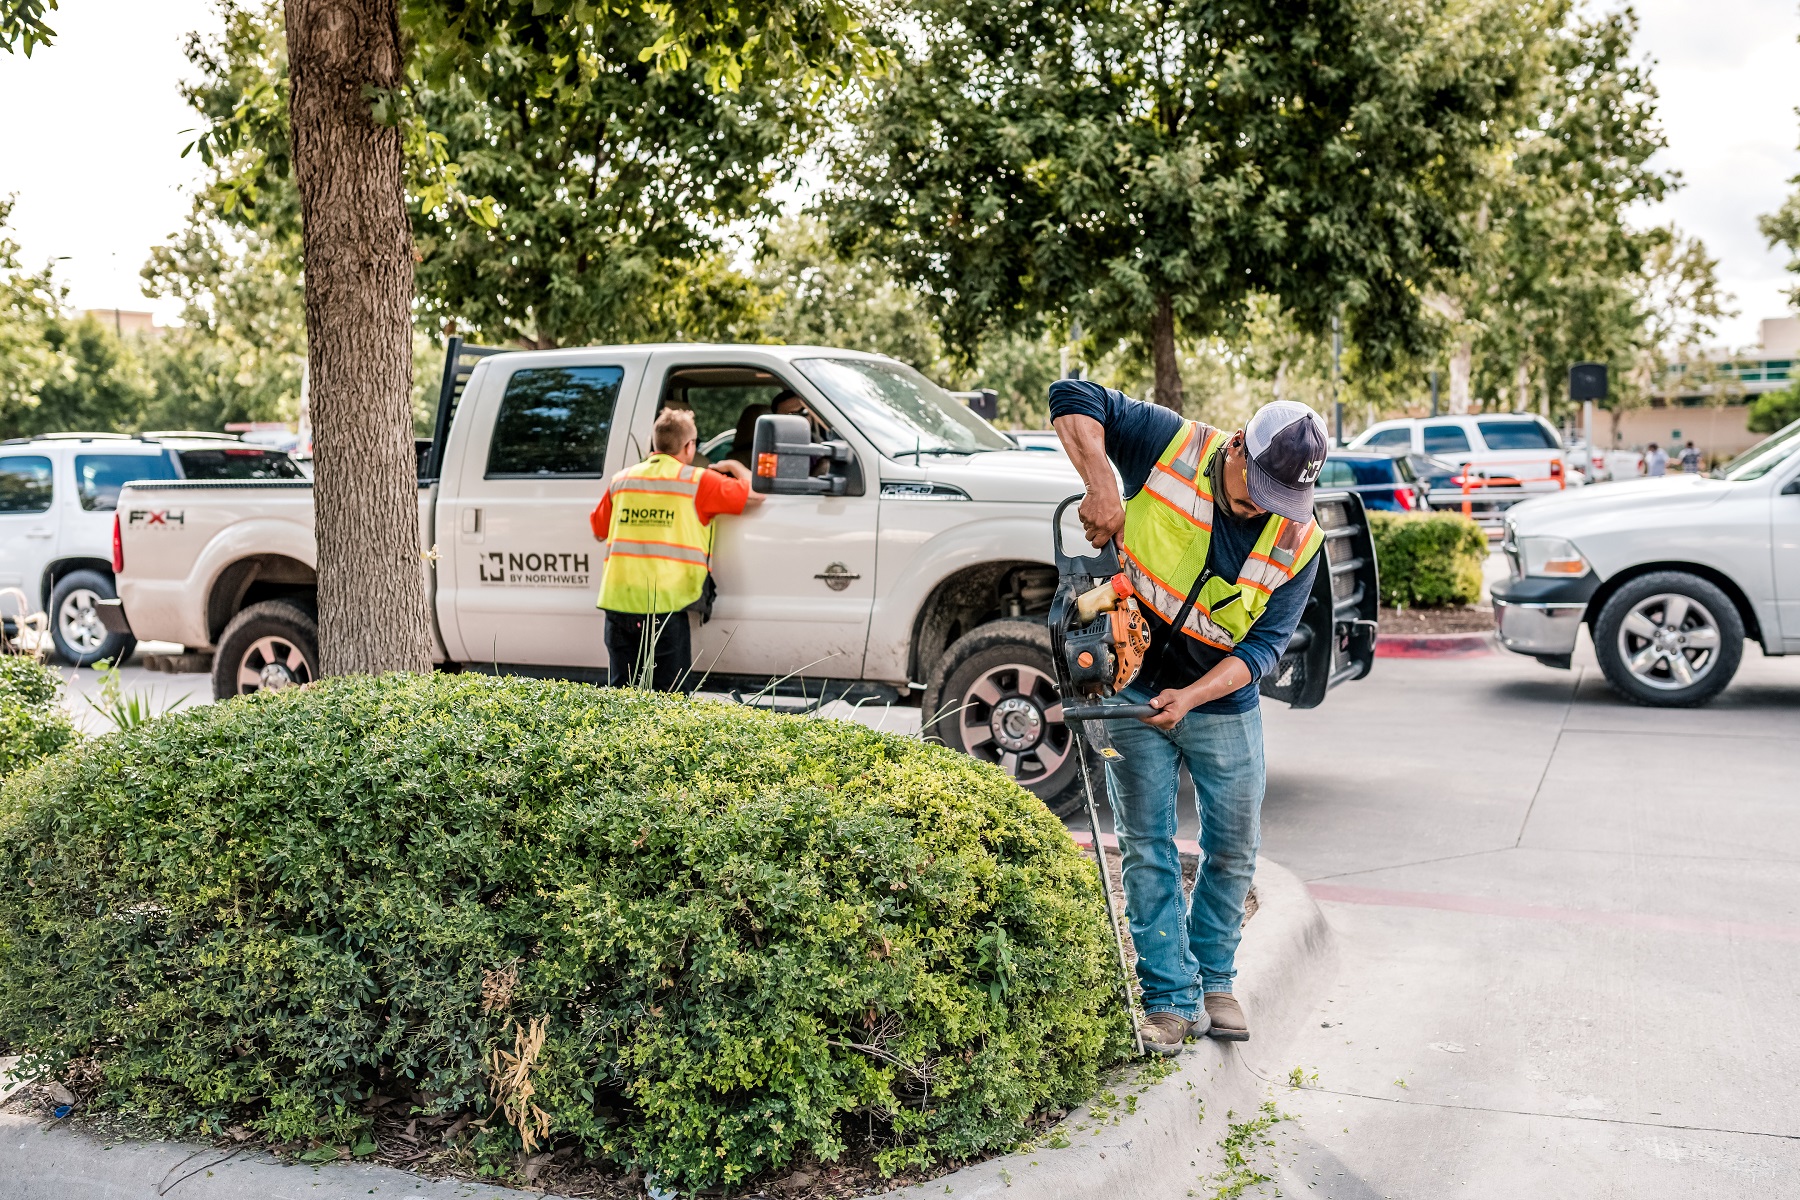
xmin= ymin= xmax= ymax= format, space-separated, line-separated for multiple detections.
xmin=603 ymin=610 xmax=692 ymax=692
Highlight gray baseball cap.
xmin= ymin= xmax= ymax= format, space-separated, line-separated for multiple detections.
xmin=1243 ymin=401 xmax=1329 ymax=522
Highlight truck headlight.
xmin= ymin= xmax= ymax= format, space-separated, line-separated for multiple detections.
xmin=1519 ymin=536 xmax=1590 ymax=577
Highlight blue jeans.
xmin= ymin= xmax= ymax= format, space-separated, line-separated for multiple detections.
xmin=1103 ymin=698 xmax=1265 ymax=1019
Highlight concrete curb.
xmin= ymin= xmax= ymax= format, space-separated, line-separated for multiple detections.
xmin=1375 ymin=630 xmax=1497 ymax=659
xmin=0 ymin=858 xmax=1334 ymax=1200
xmin=892 ymin=855 xmax=1337 ymax=1199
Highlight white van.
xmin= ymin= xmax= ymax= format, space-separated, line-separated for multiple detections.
xmin=0 ymin=432 xmax=305 ymax=664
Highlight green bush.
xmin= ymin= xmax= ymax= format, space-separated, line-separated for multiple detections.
xmin=1746 ymin=383 xmax=1800 ymax=435
xmin=1368 ymin=511 xmax=1488 ymax=607
xmin=0 ymin=655 xmax=75 ymax=779
xmin=0 ymin=674 xmax=1125 ymax=1189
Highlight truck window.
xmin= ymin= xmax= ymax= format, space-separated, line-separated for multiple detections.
xmin=1476 ymin=420 xmax=1559 ymax=450
xmin=179 ymin=448 xmax=306 ymax=480
xmin=1364 ymin=428 xmax=1412 ymax=449
xmin=1421 ymin=424 xmax=1471 ymax=455
xmin=0 ymin=456 xmax=53 ymax=513
xmin=75 ymin=452 xmax=181 ymax=511
xmin=486 ymin=366 xmax=623 ymax=478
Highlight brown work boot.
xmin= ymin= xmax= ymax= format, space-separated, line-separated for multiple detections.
xmin=1203 ymin=992 xmax=1249 ymax=1041
xmin=1140 ymin=1010 xmax=1209 ymax=1056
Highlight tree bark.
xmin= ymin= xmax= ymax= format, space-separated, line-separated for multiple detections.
xmin=1149 ymin=293 xmax=1185 ymax=412
xmin=1448 ymin=337 xmax=1473 ymax=415
xmin=285 ymin=0 xmax=434 ymax=677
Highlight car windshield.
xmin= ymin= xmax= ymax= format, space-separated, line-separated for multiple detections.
xmin=1714 ymin=419 xmax=1800 ymax=482
xmin=792 ymin=357 xmax=1013 ymax=458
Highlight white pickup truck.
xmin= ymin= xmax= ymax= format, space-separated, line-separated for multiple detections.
xmin=112 ymin=341 xmax=1379 ymax=811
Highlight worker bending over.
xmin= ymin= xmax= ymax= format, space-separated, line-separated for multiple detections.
xmin=1051 ymin=380 xmax=1327 ymax=1055
xmin=590 ymin=406 xmax=758 ymax=691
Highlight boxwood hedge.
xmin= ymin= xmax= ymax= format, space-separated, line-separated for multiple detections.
xmin=1368 ymin=511 xmax=1489 ymax=607
xmin=0 ymin=674 xmax=1126 ymax=1190
xmin=0 ymin=655 xmax=74 ymax=779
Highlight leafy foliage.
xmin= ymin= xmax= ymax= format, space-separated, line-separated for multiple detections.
xmin=1747 ymin=384 xmax=1800 ymax=436
xmin=0 ymin=674 xmax=1126 ymax=1190
xmin=1368 ymin=512 xmax=1488 ymax=608
xmin=0 ymin=655 xmax=73 ymax=779
xmin=826 ymin=0 xmax=1536 ymax=404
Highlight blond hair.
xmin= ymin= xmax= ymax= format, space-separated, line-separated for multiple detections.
xmin=652 ymin=406 xmax=698 ymax=455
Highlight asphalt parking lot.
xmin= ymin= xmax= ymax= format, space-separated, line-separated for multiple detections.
xmin=50 ymin=625 xmax=1800 ymax=1198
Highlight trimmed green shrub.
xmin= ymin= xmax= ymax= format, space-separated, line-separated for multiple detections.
xmin=0 ymin=655 xmax=75 ymax=778
xmin=0 ymin=674 xmax=1125 ymax=1190
xmin=1368 ymin=511 xmax=1488 ymax=607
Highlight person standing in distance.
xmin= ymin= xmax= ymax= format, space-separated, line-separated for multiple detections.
xmin=590 ymin=406 xmax=759 ymax=691
xmin=1051 ymin=380 xmax=1327 ymax=1055
xmin=1645 ymin=441 xmax=1669 ymax=477
xmin=1680 ymin=440 xmax=1702 ymax=474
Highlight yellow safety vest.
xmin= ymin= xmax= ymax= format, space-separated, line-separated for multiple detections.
xmin=1120 ymin=421 xmax=1326 ymax=650
xmin=597 ymin=454 xmax=711 ymax=613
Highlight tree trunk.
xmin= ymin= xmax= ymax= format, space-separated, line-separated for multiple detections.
xmin=1515 ymin=358 xmax=1530 ymax=414
xmin=285 ymin=0 xmax=434 ymax=677
xmin=1149 ymin=294 xmax=1185 ymax=413
xmin=1448 ymin=337 xmax=1473 ymax=415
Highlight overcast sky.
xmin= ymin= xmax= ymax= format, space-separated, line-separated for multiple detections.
xmin=1 ymin=0 xmax=1796 ymax=348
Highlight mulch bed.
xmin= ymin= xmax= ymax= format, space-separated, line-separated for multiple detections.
xmin=1378 ymin=605 xmax=1495 ymax=635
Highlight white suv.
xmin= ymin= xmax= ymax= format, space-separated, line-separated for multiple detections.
xmin=1350 ymin=414 xmax=1575 ymax=505
xmin=0 ymin=432 xmax=305 ymax=665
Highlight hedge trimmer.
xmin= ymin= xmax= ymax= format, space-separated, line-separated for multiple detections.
xmin=1048 ymin=495 xmax=1154 ymax=1058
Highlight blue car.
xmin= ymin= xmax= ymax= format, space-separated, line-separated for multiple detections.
xmin=1320 ymin=450 xmax=1429 ymax=512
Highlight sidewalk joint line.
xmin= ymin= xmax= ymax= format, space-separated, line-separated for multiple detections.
xmin=1514 ymin=666 xmax=1579 ymax=847
xmin=1304 ymin=845 xmax=1516 ymax=883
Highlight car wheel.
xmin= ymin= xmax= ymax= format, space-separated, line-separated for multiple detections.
xmin=921 ymin=619 xmax=1090 ymax=817
xmin=49 ymin=569 xmax=136 ymax=667
xmin=1593 ymin=572 xmax=1743 ymax=708
xmin=213 ymin=600 xmax=319 ymax=701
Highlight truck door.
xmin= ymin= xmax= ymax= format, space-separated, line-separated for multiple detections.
xmin=1776 ymin=460 xmax=1800 ymax=647
xmin=0 ymin=453 xmax=58 ymax=612
xmin=641 ymin=353 xmax=879 ymax=682
xmin=438 ymin=353 xmax=646 ymax=668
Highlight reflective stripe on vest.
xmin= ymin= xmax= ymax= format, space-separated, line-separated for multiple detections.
xmin=597 ymin=454 xmax=710 ymax=613
xmin=1119 ymin=421 xmax=1325 ymax=650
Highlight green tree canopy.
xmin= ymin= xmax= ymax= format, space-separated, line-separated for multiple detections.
xmin=824 ymin=0 xmax=1538 ymax=410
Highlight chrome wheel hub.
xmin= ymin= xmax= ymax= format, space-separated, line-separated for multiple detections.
xmin=239 ymin=635 xmax=312 ymax=694
xmin=57 ymin=588 xmax=108 ymax=652
xmin=1618 ymin=593 xmax=1720 ymax=691
xmin=956 ymin=661 xmax=1071 ymax=785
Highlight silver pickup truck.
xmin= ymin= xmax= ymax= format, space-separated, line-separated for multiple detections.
xmin=112 ymin=340 xmax=1379 ymax=812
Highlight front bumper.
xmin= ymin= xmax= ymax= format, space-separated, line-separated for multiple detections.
xmin=1491 ymin=574 xmax=1600 ymax=662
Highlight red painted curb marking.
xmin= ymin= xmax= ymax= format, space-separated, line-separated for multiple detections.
xmin=1308 ymin=882 xmax=1800 ymax=944
xmin=1375 ymin=632 xmax=1497 ymax=659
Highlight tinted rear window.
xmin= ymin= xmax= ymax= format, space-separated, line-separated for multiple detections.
xmin=75 ymin=452 xmax=180 ymax=511
xmin=0 ymin=456 xmax=53 ymax=514
xmin=1422 ymin=425 xmax=1471 ymax=454
xmin=1364 ymin=428 xmax=1413 ymax=449
xmin=1477 ymin=420 xmax=1559 ymax=450
xmin=179 ymin=448 xmax=306 ymax=480
xmin=487 ymin=366 xmax=624 ymax=477
xmin=1346 ymin=459 xmax=1399 ymax=486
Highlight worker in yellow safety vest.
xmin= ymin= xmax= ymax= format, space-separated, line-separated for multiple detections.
xmin=590 ymin=406 xmax=759 ymax=691
xmin=1051 ymin=382 xmax=1327 ymax=1055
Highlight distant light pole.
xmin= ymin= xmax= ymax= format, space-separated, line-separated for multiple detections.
xmin=1331 ymin=314 xmax=1343 ymax=445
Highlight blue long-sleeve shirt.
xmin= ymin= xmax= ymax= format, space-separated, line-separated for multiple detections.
xmin=1048 ymin=379 xmax=1320 ymax=714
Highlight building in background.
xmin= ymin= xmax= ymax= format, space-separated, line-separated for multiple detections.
xmin=80 ymin=308 xmax=163 ymax=338
xmin=1630 ymin=316 xmax=1797 ymax=456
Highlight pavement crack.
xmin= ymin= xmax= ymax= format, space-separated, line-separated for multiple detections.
xmin=1513 ymin=665 xmax=1580 ymax=848
xmin=1303 ymin=845 xmax=1516 ymax=883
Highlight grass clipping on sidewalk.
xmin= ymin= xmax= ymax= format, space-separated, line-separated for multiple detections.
xmin=0 ymin=674 xmax=1127 ymax=1192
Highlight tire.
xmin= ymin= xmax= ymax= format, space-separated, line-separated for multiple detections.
xmin=1593 ymin=571 xmax=1743 ymax=708
xmin=212 ymin=600 xmax=320 ymax=701
xmin=921 ymin=620 xmax=1089 ymax=817
xmin=49 ymin=569 xmax=136 ymax=667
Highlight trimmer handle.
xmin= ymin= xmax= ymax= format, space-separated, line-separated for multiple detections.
xmin=1061 ymin=702 xmax=1157 ymax=723
xmin=1053 ymin=493 xmax=1123 ymax=577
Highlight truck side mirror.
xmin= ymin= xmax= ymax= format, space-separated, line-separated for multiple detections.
xmin=751 ymin=413 xmax=854 ymax=497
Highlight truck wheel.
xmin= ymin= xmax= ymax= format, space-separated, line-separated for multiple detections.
xmin=49 ymin=569 xmax=136 ymax=667
xmin=1593 ymin=572 xmax=1743 ymax=707
xmin=213 ymin=600 xmax=319 ymax=701
xmin=922 ymin=620 xmax=1087 ymax=817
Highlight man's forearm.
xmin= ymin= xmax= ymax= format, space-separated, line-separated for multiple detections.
xmin=1053 ymin=414 xmax=1111 ymax=495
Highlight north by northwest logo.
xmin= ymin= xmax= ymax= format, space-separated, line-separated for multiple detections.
xmin=126 ymin=509 xmax=185 ymax=527
xmin=479 ymin=551 xmax=591 ymax=587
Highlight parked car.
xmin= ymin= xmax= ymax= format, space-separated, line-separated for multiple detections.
xmin=111 ymin=340 xmax=1381 ymax=814
xmin=1320 ymin=450 xmax=1426 ymax=511
xmin=0 ymin=431 xmax=305 ymax=665
xmin=1006 ymin=431 xmax=1066 ymax=454
xmin=1350 ymin=415 xmax=1573 ymax=519
xmin=1491 ymin=418 xmax=1800 ymax=705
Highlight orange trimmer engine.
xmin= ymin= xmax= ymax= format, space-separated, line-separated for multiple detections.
xmin=1062 ymin=573 xmax=1152 ymax=698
